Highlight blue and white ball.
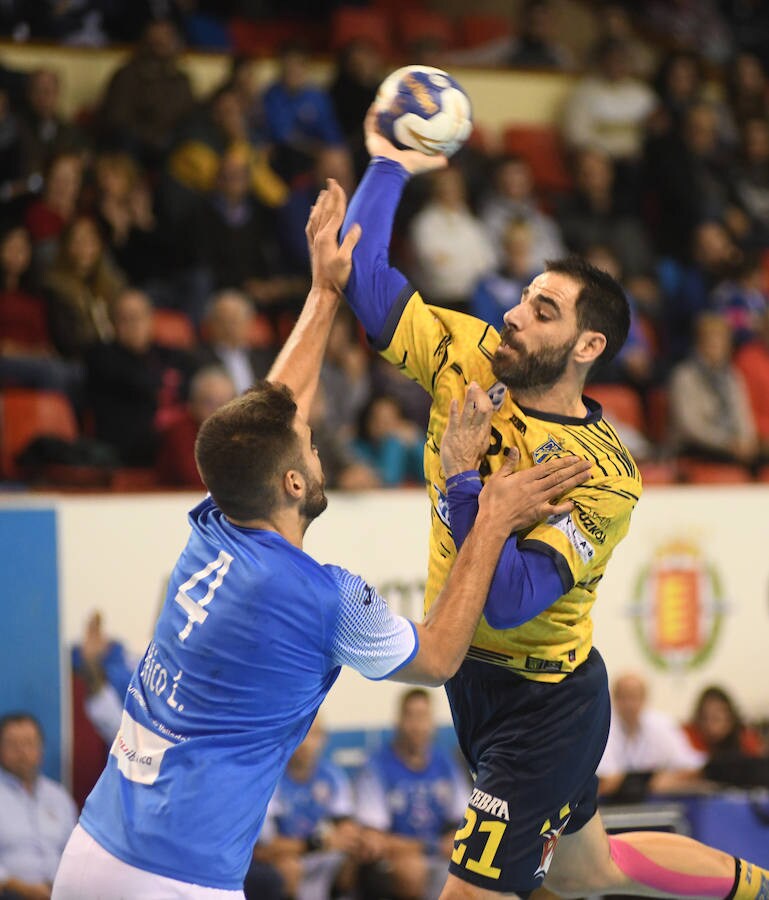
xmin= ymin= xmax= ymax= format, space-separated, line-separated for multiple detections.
xmin=374 ymin=65 xmax=473 ymax=158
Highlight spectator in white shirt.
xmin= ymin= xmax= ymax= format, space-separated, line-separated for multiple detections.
xmin=408 ymin=167 xmax=496 ymax=312
xmin=598 ymin=672 xmax=706 ymax=799
xmin=0 ymin=713 xmax=77 ymax=900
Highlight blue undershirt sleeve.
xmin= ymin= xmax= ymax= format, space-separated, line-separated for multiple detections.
xmin=446 ymin=472 xmax=573 ymax=629
xmin=341 ymin=158 xmax=413 ymax=347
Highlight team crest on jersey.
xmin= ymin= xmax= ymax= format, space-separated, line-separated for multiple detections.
xmin=532 ymin=436 xmax=563 ymax=464
xmin=487 ymin=382 xmax=507 ymax=410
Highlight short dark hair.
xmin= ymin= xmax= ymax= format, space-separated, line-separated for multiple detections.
xmin=195 ymin=381 xmax=302 ymax=521
xmin=0 ymin=712 xmax=43 ymax=743
xmin=399 ymin=688 xmax=430 ymax=714
xmin=545 ymin=256 xmax=630 ymax=365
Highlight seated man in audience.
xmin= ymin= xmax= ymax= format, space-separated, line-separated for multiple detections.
xmin=156 ymin=366 xmax=236 ymax=489
xmin=197 ymin=290 xmax=276 ymax=395
xmin=0 ymin=713 xmax=77 ymax=900
xmin=598 ymin=672 xmax=706 ymax=801
xmin=355 ymin=689 xmax=468 ymax=900
xmin=669 ymin=313 xmax=758 ymax=468
xmin=85 ymin=288 xmax=194 ymax=467
xmin=254 ymin=719 xmax=358 ymax=900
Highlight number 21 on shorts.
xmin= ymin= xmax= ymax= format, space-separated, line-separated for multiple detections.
xmin=451 ymin=807 xmax=507 ymax=880
xmin=175 ymin=551 xmax=233 ymax=640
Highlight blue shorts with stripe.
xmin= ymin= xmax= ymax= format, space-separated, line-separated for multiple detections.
xmin=444 ymin=647 xmax=611 ymax=896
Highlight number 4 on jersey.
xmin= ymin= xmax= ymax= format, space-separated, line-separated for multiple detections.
xmin=175 ymin=551 xmax=233 ymax=640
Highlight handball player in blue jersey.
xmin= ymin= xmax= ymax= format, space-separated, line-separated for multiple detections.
xmin=51 ymin=183 xmax=591 ymax=900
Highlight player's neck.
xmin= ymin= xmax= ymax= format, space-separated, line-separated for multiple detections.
xmin=227 ymin=510 xmax=306 ymax=549
xmin=512 ymin=380 xmax=588 ymax=420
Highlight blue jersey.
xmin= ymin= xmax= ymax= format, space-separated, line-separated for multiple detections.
xmin=264 ymin=758 xmax=353 ymax=840
xmin=355 ymin=743 xmax=468 ymax=844
xmin=80 ymin=497 xmax=417 ymax=890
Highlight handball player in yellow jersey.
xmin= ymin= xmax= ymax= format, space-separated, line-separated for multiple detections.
xmin=329 ymin=112 xmax=769 ymax=900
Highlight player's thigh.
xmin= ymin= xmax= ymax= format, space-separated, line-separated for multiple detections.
xmin=445 ymin=651 xmax=611 ymax=897
xmin=440 ymin=871 xmax=524 ymax=899
xmin=53 ymin=824 xmax=245 ymax=900
xmin=543 ymin=811 xmax=626 ymax=897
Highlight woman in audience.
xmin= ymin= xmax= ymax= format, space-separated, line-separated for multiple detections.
xmin=685 ymin=686 xmax=765 ymax=760
xmin=44 ymin=215 xmax=125 ymax=359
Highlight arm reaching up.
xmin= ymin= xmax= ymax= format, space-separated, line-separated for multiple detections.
xmin=268 ymin=179 xmax=361 ymax=420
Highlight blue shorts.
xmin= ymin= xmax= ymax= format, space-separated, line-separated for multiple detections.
xmin=444 ymin=647 xmax=611 ymax=896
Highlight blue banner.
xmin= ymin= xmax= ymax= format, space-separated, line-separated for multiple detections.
xmin=0 ymin=508 xmax=61 ymax=779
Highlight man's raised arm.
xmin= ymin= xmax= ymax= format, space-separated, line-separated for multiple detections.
xmin=340 ymin=109 xmax=447 ymax=348
xmin=267 ymin=179 xmax=360 ymax=420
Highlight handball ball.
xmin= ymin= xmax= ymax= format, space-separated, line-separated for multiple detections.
xmin=374 ymin=65 xmax=473 ymax=158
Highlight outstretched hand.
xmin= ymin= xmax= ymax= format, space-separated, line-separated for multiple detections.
xmin=364 ymin=105 xmax=449 ymax=176
xmin=441 ymin=382 xmax=493 ymax=477
xmin=306 ymin=178 xmax=361 ymax=295
xmin=478 ymin=450 xmax=593 ymax=536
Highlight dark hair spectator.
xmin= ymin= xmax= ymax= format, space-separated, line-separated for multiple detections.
xmin=0 ymin=710 xmax=77 ymax=899
xmin=44 ymin=214 xmax=125 ymax=359
xmin=480 ymin=154 xmax=565 ymax=273
xmin=84 ymin=288 xmax=193 ymax=466
xmin=24 ymin=151 xmax=84 ymax=269
xmin=354 ymin=395 xmax=424 ymax=487
xmin=18 ymin=68 xmax=84 ymax=178
xmin=685 ymin=686 xmax=766 ymax=759
xmin=97 ymin=19 xmax=195 ymax=168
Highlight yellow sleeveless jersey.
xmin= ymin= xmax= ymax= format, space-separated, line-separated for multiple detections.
xmin=380 ymin=291 xmax=642 ymax=683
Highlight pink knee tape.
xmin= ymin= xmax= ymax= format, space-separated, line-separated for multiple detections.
xmin=608 ymin=836 xmax=733 ymax=897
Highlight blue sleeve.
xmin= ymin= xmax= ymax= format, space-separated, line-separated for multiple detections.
xmin=341 ymin=158 xmax=412 ymax=346
xmin=446 ymin=473 xmax=572 ymax=629
xmin=325 ymin=565 xmax=418 ymax=680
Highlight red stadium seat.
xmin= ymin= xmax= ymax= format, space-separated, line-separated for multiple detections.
xmin=395 ymin=9 xmax=456 ymax=50
xmin=330 ymin=7 xmax=392 ymax=55
xmin=0 ymin=388 xmax=78 ymax=480
xmin=637 ymin=460 xmax=679 ymax=485
xmin=757 ymin=464 xmax=769 ymax=483
xmin=110 ymin=468 xmax=160 ymax=491
xmin=677 ymin=459 xmax=751 ymax=485
xmin=457 ymin=14 xmax=513 ymax=48
xmin=586 ymin=384 xmax=644 ymax=433
xmin=372 ymin=0 xmax=425 ymax=13
xmin=153 ymin=309 xmax=197 ymax=351
xmin=502 ymin=125 xmax=572 ymax=194
xmin=646 ymin=386 xmax=669 ymax=445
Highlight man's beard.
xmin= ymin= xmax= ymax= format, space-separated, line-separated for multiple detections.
xmin=300 ymin=469 xmax=328 ymax=522
xmin=492 ymin=326 xmax=577 ymax=392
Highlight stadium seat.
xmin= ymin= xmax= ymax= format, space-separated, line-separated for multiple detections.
xmin=586 ymin=384 xmax=644 ymax=433
xmin=677 ymin=459 xmax=751 ymax=485
xmin=637 ymin=460 xmax=679 ymax=485
xmin=330 ymin=7 xmax=392 ymax=54
xmin=372 ymin=0 xmax=425 ymax=13
xmin=756 ymin=465 xmax=769 ymax=483
xmin=110 ymin=468 xmax=160 ymax=491
xmin=502 ymin=125 xmax=572 ymax=194
xmin=457 ymin=14 xmax=513 ymax=48
xmin=228 ymin=17 xmax=319 ymax=56
xmin=395 ymin=9 xmax=455 ymax=51
xmin=645 ymin=385 xmax=669 ymax=445
xmin=0 ymin=389 xmax=78 ymax=480
xmin=153 ymin=309 xmax=197 ymax=351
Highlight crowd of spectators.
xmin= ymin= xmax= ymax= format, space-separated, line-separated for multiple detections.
xmin=2 ymin=3 xmax=769 ymax=487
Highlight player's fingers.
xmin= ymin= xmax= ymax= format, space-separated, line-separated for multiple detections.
xmin=340 ymin=223 xmax=362 ymax=257
xmin=325 ymin=178 xmax=345 ymax=220
xmin=533 ymin=455 xmax=589 ymax=481
xmin=446 ymin=397 xmax=460 ymax=431
xmin=540 ymin=499 xmax=574 ymax=518
xmin=364 ymin=103 xmax=379 ymax=134
xmin=496 ymin=447 xmax=520 ymax=476
xmin=466 ymin=382 xmax=492 ymax=418
xmin=460 ymin=382 xmax=485 ymax=426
